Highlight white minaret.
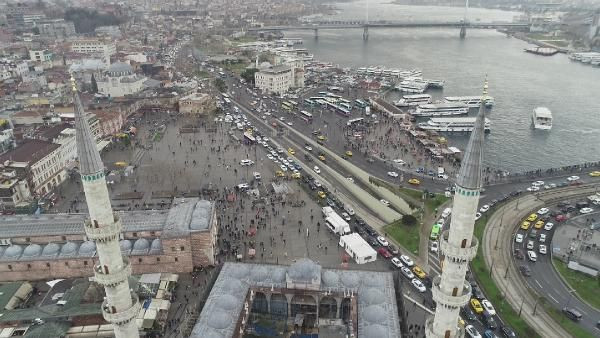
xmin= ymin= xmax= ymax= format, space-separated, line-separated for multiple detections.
xmin=71 ymin=77 xmax=140 ymax=338
xmin=426 ymin=80 xmax=489 ymax=338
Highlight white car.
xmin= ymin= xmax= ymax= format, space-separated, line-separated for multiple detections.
xmin=341 ymin=212 xmax=352 ymax=221
xmin=567 ymin=175 xmax=580 ymax=182
xmin=380 ymin=199 xmax=390 ymax=206
xmin=475 ymin=212 xmax=482 ymax=220
xmin=280 ymin=165 xmax=288 ymax=172
xmin=527 ymin=240 xmax=534 ymax=250
xmin=411 ymin=278 xmax=426 ymax=293
xmin=465 ymin=325 xmax=482 ymax=338
xmin=441 ymin=208 xmax=452 ymax=218
xmin=527 ymin=186 xmax=541 ymax=192
xmin=481 ymin=299 xmax=496 ymax=315
xmin=391 ymin=257 xmax=403 ymax=268
xmin=537 ymin=207 xmax=549 ymax=215
xmin=528 ymin=250 xmax=537 ymax=262
xmin=532 ymin=180 xmax=545 ymax=187
xmin=430 ymin=241 xmax=439 ymax=253
xmin=544 ymin=222 xmax=554 ymax=231
xmin=401 ymin=267 xmax=415 ymax=279
xmin=539 ymin=234 xmax=547 ymax=243
xmin=377 ymin=236 xmax=389 ymax=246
xmin=266 ymin=154 xmax=274 ymax=160
xmin=515 ymin=233 xmax=524 ymax=243
xmin=313 ymin=166 xmax=321 ymax=174
xmin=393 ymin=159 xmax=406 ymax=166
xmin=539 ymin=244 xmax=547 ymax=254
xmin=253 ymin=172 xmax=261 ymax=180
xmin=387 ymin=171 xmax=399 ymax=178
xmin=400 ymin=254 xmax=414 ymax=267
xmin=240 ymin=159 xmax=254 ymax=166
xmin=346 ymin=177 xmax=354 ymax=183
xmin=287 ymin=122 xmax=293 ymax=126
xmin=305 ymin=146 xmax=313 ymax=151
xmin=479 ymin=205 xmax=490 ymax=213
xmin=580 ymin=207 xmax=594 ymax=214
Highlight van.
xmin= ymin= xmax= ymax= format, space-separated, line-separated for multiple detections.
xmin=562 ymin=307 xmax=583 ymax=321
xmin=437 ymin=167 xmax=445 ymax=178
xmin=344 ymin=204 xmax=355 ymax=216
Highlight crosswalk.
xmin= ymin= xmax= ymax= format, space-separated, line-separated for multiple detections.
xmin=131 ymin=149 xmax=146 ymax=166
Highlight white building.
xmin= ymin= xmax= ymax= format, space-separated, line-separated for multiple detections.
xmin=254 ymin=60 xmax=304 ymax=95
xmin=339 ymin=233 xmax=377 ymax=264
xmin=71 ymin=39 xmax=116 ymax=66
xmin=96 ymin=63 xmax=148 ymax=98
xmin=29 ymin=50 xmax=52 ymax=63
xmin=426 ymin=82 xmax=489 ymax=338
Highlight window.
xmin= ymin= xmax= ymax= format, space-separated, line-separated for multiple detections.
xmin=25 ymin=237 xmax=30 ymax=242
xmin=8 ymin=265 xmax=12 ymax=270
xmin=171 ymin=247 xmax=176 ymax=252
xmin=84 ymin=261 xmax=88 ymax=266
xmin=62 ymin=236 xmax=66 ymax=241
xmin=180 ymin=246 xmax=185 ymax=251
xmin=138 ymin=258 xmax=142 ymax=263
xmin=27 ymin=264 xmax=31 ymax=269
xmin=65 ymin=262 xmax=69 ymax=267
xmin=133 ymin=232 xmax=138 ymax=237
xmin=174 ymin=257 xmax=179 ymax=262
xmin=156 ymin=257 xmax=161 ymax=262
xmin=46 ymin=263 xmax=50 ymax=267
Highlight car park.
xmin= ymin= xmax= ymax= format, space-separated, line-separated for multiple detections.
xmin=400 ymin=255 xmax=414 ymax=267
xmin=411 ymin=278 xmax=426 ymax=293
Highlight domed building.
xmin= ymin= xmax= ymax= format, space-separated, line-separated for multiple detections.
xmin=96 ymin=62 xmax=149 ymax=98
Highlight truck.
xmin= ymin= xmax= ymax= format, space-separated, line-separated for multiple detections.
xmin=322 ymin=206 xmax=334 ymax=217
xmin=323 ymin=208 xmax=351 ymax=235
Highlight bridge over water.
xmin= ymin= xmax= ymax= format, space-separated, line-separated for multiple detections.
xmin=248 ymin=20 xmax=531 ymax=40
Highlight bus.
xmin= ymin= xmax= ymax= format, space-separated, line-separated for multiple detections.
xmin=289 ymin=100 xmax=298 ymax=107
xmin=222 ymin=93 xmax=230 ymax=98
xmin=282 ymin=101 xmax=293 ymax=110
xmin=339 ymin=98 xmax=351 ymax=105
xmin=300 ymin=110 xmax=313 ymax=123
xmin=346 ymin=118 xmax=364 ymax=127
xmin=318 ymin=91 xmax=329 ymax=96
xmin=326 ymin=93 xmax=342 ymax=99
xmin=339 ymin=102 xmax=352 ymax=111
xmin=430 ymin=223 xmax=442 ymax=240
xmin=328 ymin=86 xmax=344 ymax=92
xmin=304 ymin=98 xmax=315 ymax=106
xmin=337 ymin=106 xmax=351 ymax=117
xmin=354 ymin=99 xmax=368 ymax=108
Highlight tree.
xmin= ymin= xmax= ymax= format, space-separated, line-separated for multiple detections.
xmin=401 ymin=215 xmax=417 ymax=226
xmin=90 ymin=73 xmax=98 ymax=93
xmin=214 ymin=78 xmax=227 ymax=93
xmin=240 ymin=68 xmax=258 ymax=85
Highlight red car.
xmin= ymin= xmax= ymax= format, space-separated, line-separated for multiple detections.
xmin=555 ymin=214 xmax=567 ymax=222
xmin=377 ymin=247 xmax=392 ymax=259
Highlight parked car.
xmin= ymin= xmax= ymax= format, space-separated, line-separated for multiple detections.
xmin=400 ymin=255 xmax=414 ymax=267
xmin=465 ymin=325 xmax=482 ymax=338
xmin=461 ymin=306 xmax=477 ymax=321
xmin=377 ymin=236 xmax=389 ymax=246
xmin=401 ymin=267 xmax=415 ymax=279
xmin=377 ymin=247 xmax=392 ymax=259
xmin=391 ymin=257 xmax=403 ymax=268
xmin=470 ymin=298 xmax=484 ymax=314
xmin=411 ymin=278 xmax=426 ymax=293
xmin=500 ymin=326 xmax=517 ymax=338
xmin=481 ymin=299 xmax=496 ymax=315
xmin=482 ymin=311 xmax=498 ymax=329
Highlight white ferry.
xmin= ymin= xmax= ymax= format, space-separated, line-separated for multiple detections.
xmin=414 ymin=103 xmax=469 ymax=117
xmin=444 ymin=96 xmax=495 ymax=108
xmin=397 ymin=81 xmax=427 ymax=93
xmin=394 ymin=94 xmax=432 ymax=107
xmin=417 ymin=117 xmax=491 ymax=133
xmin=532 ymin=107 xmax=552 ymax=130
xmin=424 ymin=79 xmax=445 ymax=88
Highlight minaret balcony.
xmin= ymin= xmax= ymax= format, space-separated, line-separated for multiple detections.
xmin=431 ymin=276 xmax=471 ymax=309
xmin=84 ymin=213 xmax=122 ymax=242
xmin=440 ymin=231 xmax=478 ymax=263
xmin=102 ymin=292 xmax=141 ymax=325
xmin=93 ymin=258 xmax=131 ymax=287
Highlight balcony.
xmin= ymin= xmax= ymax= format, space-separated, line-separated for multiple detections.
xmin=94 ymin=258 xmax=131 ymax=287
xmin=431 ymin=276 xmax=471 ymax=309
xmin=102 ymin=293 xmax=141 ymax=325
xmin=84 ymin=213 xmax=122 ymax=242
xmin=439 ymin=231 xmax=478 ymax=263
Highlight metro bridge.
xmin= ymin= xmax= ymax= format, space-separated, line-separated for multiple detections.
xmin=248 ymin=20 xmax=531 ymax=40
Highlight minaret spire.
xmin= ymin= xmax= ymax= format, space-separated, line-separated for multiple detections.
xmin=72 ymin=76 xmax=140 ymax=338
xmin=426 ymin=78 xmax=489 ymax=338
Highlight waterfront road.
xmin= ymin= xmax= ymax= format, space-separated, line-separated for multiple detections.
xmin=484 ymin=185 xmax=600 ymax=337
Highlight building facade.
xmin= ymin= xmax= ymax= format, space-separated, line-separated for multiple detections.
xmin=254 ymin=61 xmax=304 ymax=95
xmin=178 ymin=93 xmax=216 ymax=115
xmin=96 ymin=62 xmax=147 ymax=98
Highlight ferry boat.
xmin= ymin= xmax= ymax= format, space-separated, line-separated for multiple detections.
xmin=424 ymin=79 xmax=445 ymax=88
xmin=394 ymin=94 xmax=432 ymax=107
xmin=397 ymin=80 xmax=427 ymax=93
xmin=532 ymin=107 xmax=552 ymax=130
xmin=413 ymin=103 xmax=469 ymax=117
xmin=444 ymin=96 xmax=495 ymax=108
xmin=417 ymin=117 xmax=491 ymax=133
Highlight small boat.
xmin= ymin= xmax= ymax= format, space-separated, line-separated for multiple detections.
xmin=532 ymin=107 xmax=552 ymax=130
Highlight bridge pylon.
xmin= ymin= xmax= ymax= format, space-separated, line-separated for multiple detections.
xmin=459 ymin=25 xmax=467 ymax=39
xmin=363 ymin=25 xmax=369 ymax=41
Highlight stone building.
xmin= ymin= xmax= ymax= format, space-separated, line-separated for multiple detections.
xmin=178 ymin=92 xmax=216 ymax=115
xmin=0 ymin=197 xmax=218 ymax=282
xmin=96 ymin=62 xmax=148 ymax=98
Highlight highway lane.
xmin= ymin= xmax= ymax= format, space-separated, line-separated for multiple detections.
xmin=513 ymin=202 xmax=600 ymax=334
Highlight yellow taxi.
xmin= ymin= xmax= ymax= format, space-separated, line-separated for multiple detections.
xmin=526 ymin=213 xmax=538 ymax=222
xmin=345 ymin=150 xmax=353 ymax=157
xmin=317 ymin=135 xmax=327 ymax=141
xmin=458 ymin=316 xmax=465 ymax=328
xmin=292 ymin=172 xmax=301 ymax=179
xmin=318 ymin=155 xmax=326 ymax=162
xmin=276 ymin=171 xmax=285 ymax=177
xmin=317 ymin=191 xmax=326 ymax=199
xmin=589 ymin=171 xmax=600 ymax=177
xmin=408 ymin=178 xmax=421 ymax=185
xmin=412 ymin=266 xmax=427 ymax=279
xmin=470 ymin=298 xmax=484 ymax=314
xmin=520 ymin=221 xmax=531 ymax=230
xmin=534 ymin=220 xmax=545 ymax=229
xmin=287 ymin=148 xmax=295 ymax=155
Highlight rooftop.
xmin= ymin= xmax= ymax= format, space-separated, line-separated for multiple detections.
xmin=0 ymin=140 xmax=60 ymax=166
xmin=260 ymin=64 xmax=292 ymax=74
